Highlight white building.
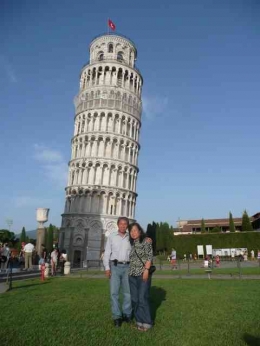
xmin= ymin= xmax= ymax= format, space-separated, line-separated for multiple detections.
xmin=59 ymin=33 xmax=143 ymax=265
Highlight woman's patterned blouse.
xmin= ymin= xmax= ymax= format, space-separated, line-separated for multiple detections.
xmin=129 ymin=240 xmax=153 ymax=276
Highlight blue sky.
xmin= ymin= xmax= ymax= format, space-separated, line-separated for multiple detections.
xmin=1 ymin=0 xmax=260 ymax=233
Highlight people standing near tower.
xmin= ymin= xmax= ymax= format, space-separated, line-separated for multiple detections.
xmin=103 ymin=217 xmax=132 ymax=327
xmin=24 ymin=242 xmax=35 ymax=270
xmin=128 ymin=223 xmax=153 ymax=331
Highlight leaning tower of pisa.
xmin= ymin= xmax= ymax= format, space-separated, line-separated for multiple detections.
xmin=59 ymin=33 xmax=143 ymax=265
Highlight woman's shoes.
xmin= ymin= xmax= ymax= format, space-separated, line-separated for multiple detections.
xmin=137 ymin=326 xmax=149 ymax=332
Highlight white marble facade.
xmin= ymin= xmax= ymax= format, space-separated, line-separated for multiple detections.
xmin=60 ymin=34 xmax=143 ymax=265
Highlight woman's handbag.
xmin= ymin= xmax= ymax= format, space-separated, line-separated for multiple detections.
xmin=134 ymin=245 xmax=156 ymax=276
xmin=148 ymin=265 xmax=156 ymax=275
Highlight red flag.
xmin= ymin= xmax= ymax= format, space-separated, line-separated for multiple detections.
xmin=108 ymin=19 xmax=116 ymax=31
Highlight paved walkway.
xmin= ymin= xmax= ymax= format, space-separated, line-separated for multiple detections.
xmin=70 ymin=273 xmax=260 ymax=280
xmin=1 ymin=272 xmax=259 ymax=294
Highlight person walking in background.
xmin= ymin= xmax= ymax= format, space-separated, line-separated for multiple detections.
xmin=24 ymin=242 xmax=34 ymax=270
xmin=251 ymin=250 xmax=255 ymax=260
xmin=19 ymin=242 xmax=25 ymax=269
xmin=41 ymin=244 xmax=47 ymax=262
xmin=257 ymin=250 xmax=260 ymax=263
xmin=204 ymin=256 xmax=209 ymax=268
xmin=170 ymin=248 xmax=177 ymax=270
xmin=51 ymin=248 xmax=58 ymax=276
xmin=128 ymin=223 xmax=153 ymax=332
xmin=0 ymin=243 xmax=10 ymax=272
xmin=59 ymin=250 xmax=67 ymax=275
xmin=0 ymin=244 xmax=3 ymax=271
xmin=215 ymin=255 xmax=220 ymax=267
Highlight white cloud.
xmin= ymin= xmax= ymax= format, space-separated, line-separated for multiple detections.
xmin=44 ymin=163 xmax=68 ymax=185
xmin=14 ymin=196 xmax=52 ymax=208
xmin=34 ymin=144 xmax=63 ymax=163
xmin=142 ymin=96 xmax=169 ymax=119
xmin=0 ymin=55 xmax=17 ymax=83
xmin=33 ymin=144 xmax=68 ymax=187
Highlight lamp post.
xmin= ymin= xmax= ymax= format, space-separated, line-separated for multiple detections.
xmin=6 ymin=218 xmax=13 ymax=232
xmin=36 ymin=208 xmax=49 ymax=255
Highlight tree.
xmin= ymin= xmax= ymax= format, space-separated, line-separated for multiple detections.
xmin=146 ymin=222 xmax=156 ymax=253
xmin=242 ymin=210 xmax=253 ymax=232
xmin=0 ymin=229 xmax=15 ymax=245
xmin=46 ymin=224 xmax=54 ymax=253
xmin=229 ymin=212 xmax=236 ymax=232
xmin=20 ymin=227 xmax=27 ymax=243
xmin=154 ymin=222 xmax=174 ymax=254
xmin=155 ymin=222 xmax=163 ymax=253
xmin=211 ymin=226 xmax=221 ymax=233
xmin=53 ymin=226 xmax=60 ymax=244
xmin=201 ymin=219 xmax=206 ymax=233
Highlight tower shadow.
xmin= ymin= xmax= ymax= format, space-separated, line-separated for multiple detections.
xmin=150 ymin=286 xmax=166 ymax=323
xmin=243 ymin=333 xmax=260 ymax=346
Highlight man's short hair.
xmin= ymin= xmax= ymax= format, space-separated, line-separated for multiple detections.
xmin=117 ymin=217 xmax=129 ymax=226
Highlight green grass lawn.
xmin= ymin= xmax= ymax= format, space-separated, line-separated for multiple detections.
xmin=1 ymin=278 xmax=260 ymax=346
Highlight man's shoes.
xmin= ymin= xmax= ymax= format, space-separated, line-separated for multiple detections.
xmin=114 ymin=318 xmax=122 ymax=328
xmin=123 ymin=315 xmax=132 ymax=323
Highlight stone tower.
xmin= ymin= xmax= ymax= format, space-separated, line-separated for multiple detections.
xmin=59 ymin=33 xmax=143 ymax=266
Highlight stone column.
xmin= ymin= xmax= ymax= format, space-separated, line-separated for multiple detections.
xmin=36 ymin=228 xmax=45 ymax=256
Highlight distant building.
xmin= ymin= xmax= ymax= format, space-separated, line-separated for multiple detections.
xmin=251 ymin=212 xmax=260 ymax=230
xmin=175 ymin=212 xmax=260 ymax=235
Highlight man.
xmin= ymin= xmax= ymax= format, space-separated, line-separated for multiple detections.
xmin=24 ymin=242 xmax=35 ymax=270
xmin=103 ymin=217 xmax=132 ymax=327
xmin=0 ymin=243 xmax=10 ymax=272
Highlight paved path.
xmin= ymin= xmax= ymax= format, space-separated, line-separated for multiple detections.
xmin=70 ymin=273 xmax=260 ymax=280
xmin=0 ymin=271 xmax=259 ymax=294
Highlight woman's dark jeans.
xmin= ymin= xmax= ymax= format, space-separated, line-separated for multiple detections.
xmin=129 ymin=275 xmax=153 ymax=329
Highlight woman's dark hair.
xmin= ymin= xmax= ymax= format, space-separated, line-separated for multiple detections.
xmin=129 ymin=223 xmax=146 ymax=245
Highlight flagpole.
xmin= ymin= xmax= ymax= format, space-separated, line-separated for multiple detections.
xmin=107 ymin=18 xmax=110 ymax=35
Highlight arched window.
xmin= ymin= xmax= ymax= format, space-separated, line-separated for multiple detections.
xmin=98 ymin=51 xmax=104 ymax=61
xmin=117 ymin=51 xmax=124 ymax=62
xmin=108 ymin=43 xmax=113 ymax=53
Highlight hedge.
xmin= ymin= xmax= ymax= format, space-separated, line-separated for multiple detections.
xmin=171 ymin=232 xmax=260 ymax=258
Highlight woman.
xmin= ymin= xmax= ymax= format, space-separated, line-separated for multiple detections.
xmin=128 ymin=223 xmax=153 ymax=331
xmin=59 ymin=249 xmax=67 ymax=275
xmin=51 ymin=248 xmax=58 ymax=276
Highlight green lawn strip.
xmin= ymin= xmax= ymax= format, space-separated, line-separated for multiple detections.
xmin=1 ymin=278 xmax=259 ymax=346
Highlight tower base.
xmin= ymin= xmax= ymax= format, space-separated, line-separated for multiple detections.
xmin=59 ymin=213 xmax=134 ymax=268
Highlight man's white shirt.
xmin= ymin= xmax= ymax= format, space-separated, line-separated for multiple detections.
xmin=103 ymin=232 xmax=131 ymax=271
xmin=24 ymin=243 xmax=35 ymax=253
